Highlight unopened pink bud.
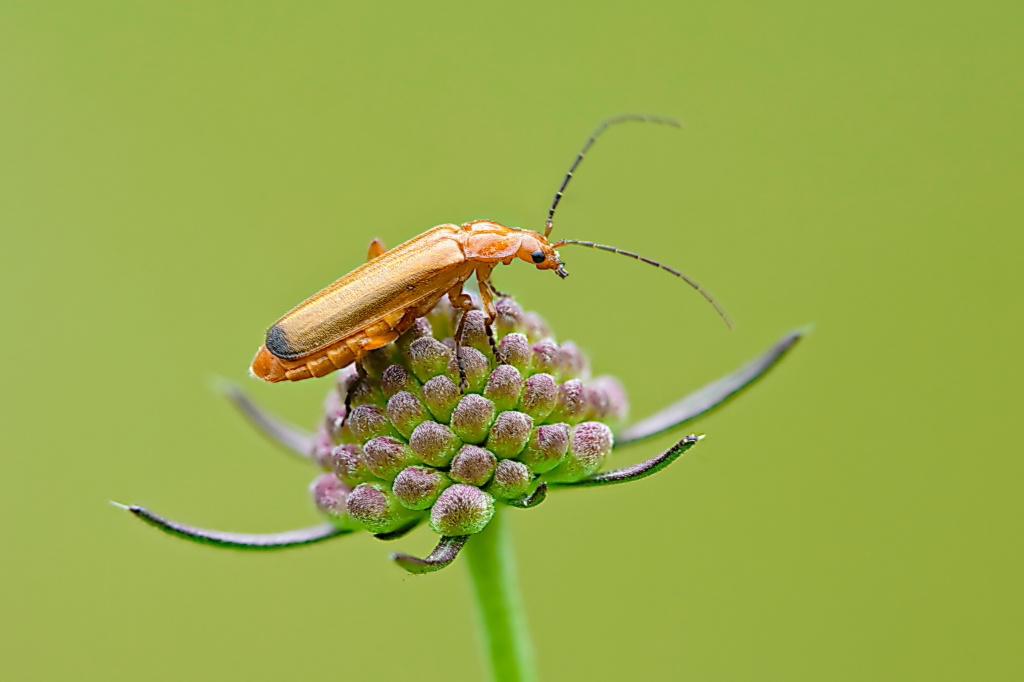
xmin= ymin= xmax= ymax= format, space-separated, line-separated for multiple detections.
xmin=330 ymin=444 xmax=374 ymax=487
xmin=519 ymin=373 xmax=558 ymax=421
xmin=386 ymin=391 xmax=429 ymax=438
xmin=459 ymin=310 xmax=494 ymax=359
xmin=447 ymin=346 xmax=490 ymax=393
xmin=519 ymin=423 xmax=569 ymax=474
xmin=450 ymin=444 xmax=498 ymax=486
xmin=494 ymin=298 xmax=525 ymax=338
xmin=585 ymin=376 xmax=629 ymax=424
xmin=422 ymin=375 xmax=461 ymax=423
xmin=407 ymin=337 xmax=453 ymax=382
xmin=409 ymin=420 xmax=464 ymax=467
xmin=546 ymin=379 xmax=588 ymax=425
xmin=392 ymin=466 xmax=451 ymax=511
xmin=348 ymin=482 xmax=420 ymax=534
xmin=429 ymin=484 xmax=495 ymax=535
xmin=310 ymin=473 xmax=358 ymax=529
xmin=348 ymin=404 xmax=401 ymax=443
xmin=530 ymin=339 xmax=559 ymax=375
xmin=487 ymin=410 xmax=534 ymax=459
xmin=363 ymin=436 xmax=421 ymax=481
xmin=486 ymin=459 xmax=533 ymax=499
xmin=484 ymin=365 xmax=524 ymax=413
xmin=556 ymin=341 xmax=590 ymax=382
xmin=498 ymin=333 xmax=532 ymax=373
xmin=522 ymin=311 xmax=552 ymax=342
xmin=450 ymin=394 xmax=496 ymax=444
xmin=394 ymin=317 xmax=433 ymax=358
xmin=547 ymin=421 xmax=614 ymax=483
xmin=380 ymin=364 xmax=421 ymax=399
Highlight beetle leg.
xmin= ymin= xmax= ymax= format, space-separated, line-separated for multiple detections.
xmin=484 ymin=319 xmax=503 ymax=364
xmin=448 ymin=284 xmax=476 ymax=392
xmin=475 ymin=272 xmax=505 ymax=364
xmin=453 ymin=310 xmax=470 ymax=391
xmin=340 ymin=364 xmax=368 ymax=427
xmin=366 ymin=238 xmax=388 ymax=261
xmin=480 ymin=263 xmax=511 ymax=298
xmin=489 ymin=282 xmax=511 ymax=298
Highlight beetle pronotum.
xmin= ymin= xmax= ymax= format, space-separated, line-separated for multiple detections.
xmin=250 ymin=115 xmax=731 ymax=385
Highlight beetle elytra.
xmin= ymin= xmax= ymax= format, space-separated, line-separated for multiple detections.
xmin=250 ymin=115 xmax=730 ymax=385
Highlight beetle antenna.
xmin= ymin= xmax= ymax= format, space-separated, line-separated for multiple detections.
xmin=545 ymin=115 xmax=681 ymax=238
xmin=552 ymin=239 xmax=733 ymax=328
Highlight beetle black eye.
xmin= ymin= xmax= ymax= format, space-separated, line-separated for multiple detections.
xmin=531 ymin=250 xmax=545 ymax=264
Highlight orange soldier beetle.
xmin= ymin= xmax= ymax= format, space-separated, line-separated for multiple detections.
xmin=250 ymin=115 xmax=732 ymax=387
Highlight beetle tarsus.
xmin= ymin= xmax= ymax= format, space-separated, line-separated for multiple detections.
xmin=453 ymin=309 xmax=470 ymax=392
xmin=484 ymin=318 xmax=504 ymax=365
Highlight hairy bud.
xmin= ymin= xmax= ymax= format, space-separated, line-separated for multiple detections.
xmin=407 ymin=336 xmax=454 ymax=382
xmin=347 ymin=482 xmax=420 ymax=534
xmin=519 ymin=373 xmax=558 ymax=421
xmin=484 ymin=365 xmax=524 ymax=413
xmin=393 ymin=466 xmax=452 ymax=511
xmin=450 ymin=394 xmax=496 ymax=444
xmin=348 ymin=404 xmax=401 ymax=443
xmin=487 ymin=410 xmax=534 ymax=459
xmin=498 ymin=333 xmax=532 ymax=373
xmin=448 ymin=346 xmax=490 ymax=393
xmin=409 ymin=420 xmax=463 ymax=467
xmin=363 ymin=436 xmax=421 ymax=481
xmin=386 ymin=391 xmax=430 ymax=438
xmin=486 ymin=459 xmax=533 ymax=499
xmin=380 ymin=364 xmax=421 ymax=400
xmin=422 ymin=375 xmax=461 ymax=423
xmin=330 ymin=444 xmax=374 ymax=487
xmin=310 ymin=473 xmax=357 ymax=529
xmin=429 ymin=484 xmax=496 ymax=535
xmin=450 ymin=445 xmax=498 ymax=486
xmin=519 ymin=423 xmax=570 ymax=474
xmin=547 ymin=422 xmax=614 ymax=483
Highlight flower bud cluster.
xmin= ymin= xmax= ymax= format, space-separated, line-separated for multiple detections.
xmin=307 ymin=294 xmax=628 ymax=537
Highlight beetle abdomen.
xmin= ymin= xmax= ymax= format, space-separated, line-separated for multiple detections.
xmin=251 ymin=328 xmax=381 ymax=383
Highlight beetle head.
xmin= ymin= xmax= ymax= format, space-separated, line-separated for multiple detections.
xmin=517 ymin=232 xmax=568 ymax=278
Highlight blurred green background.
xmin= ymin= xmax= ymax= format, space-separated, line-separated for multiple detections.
xmin=2 ymin=1 xmax=1021 ymax=680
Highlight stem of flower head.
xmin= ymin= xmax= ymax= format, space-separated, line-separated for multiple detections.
xmin=464 ymin=506 xmax=536 ymax=682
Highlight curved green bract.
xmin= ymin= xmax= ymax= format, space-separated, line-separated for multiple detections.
xmin=505 ymin=483 xmax=547 ymax=509
xmin=553 ymin=434 xmax=701 ymax=488
xmin=217 ymin=378 xmax=317 ymax=461
xmin=616 ymin=327 xmax=806 ymax=447
xmin=391 ymin=534 xmax=468 ymax=574
xmin=113 ymin=502 xmax=350 ymax=549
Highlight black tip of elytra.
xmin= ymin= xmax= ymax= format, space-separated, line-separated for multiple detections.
xmin=266 ymin=323 xmax=297 ymax=360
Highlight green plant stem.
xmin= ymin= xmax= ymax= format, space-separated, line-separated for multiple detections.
xmin=464 ymin=506 xmax=537 ymax=682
